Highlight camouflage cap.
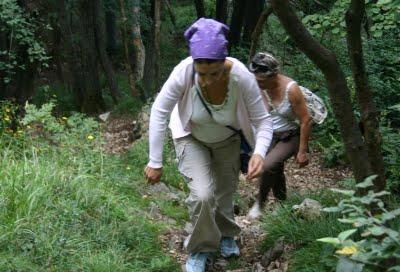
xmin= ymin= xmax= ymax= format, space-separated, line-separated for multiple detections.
xmin=249 ymin=52 xmax=280 ymax=76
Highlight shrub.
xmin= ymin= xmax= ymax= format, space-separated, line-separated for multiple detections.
xmin=318 ymin=176 xmax=400 ymax=271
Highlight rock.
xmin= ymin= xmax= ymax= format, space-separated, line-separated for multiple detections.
xmin=99 ymin=111 xmax=111 ymax=122
xmin=149 ymin=182 xmax=171 ymax=194
xmin=253 ymin=262 xmax=265 ymax=272
xmin=148 ymin=202 xmax=162 ymax=219
xmin=168 ymin=232 xmax=184 ymax=251
xmin=261 ymin=237 xmax=285 ymax=267
xmin=292 ymin=198 xmax=322 ymax=219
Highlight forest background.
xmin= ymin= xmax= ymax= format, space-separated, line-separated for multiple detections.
xmin=0 ymin=0 xmax=399 ymax=271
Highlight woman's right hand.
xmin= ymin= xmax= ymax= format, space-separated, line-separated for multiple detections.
xmin=144 ymin=166 xmax=163 ymax=184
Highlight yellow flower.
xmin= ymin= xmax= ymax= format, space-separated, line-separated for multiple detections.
xmin=87 ymin=135 xmax=95 ymax=140
xmin=4 ymin=116 xmax=10 ymax=122
xmin=17 ymin=130 xmax=23 ymax=134
xmin=126 ymin=166 xmax=131 ymax=170
xmin=5 ymin=108 xmax=11 ymax=113
xmin=336 ymin=246 xmax=358 ymax=255
xmin=62 ymin=117 xmax=68 ymax=120
xmin=27 ymin=125 xmax=31 ymax=129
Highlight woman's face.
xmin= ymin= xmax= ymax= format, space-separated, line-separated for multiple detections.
xmin=194 ymin=61 xmax=225 ymax=87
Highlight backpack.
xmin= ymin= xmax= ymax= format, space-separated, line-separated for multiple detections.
xmin=299 ymin=86 xmax=328 ymax=124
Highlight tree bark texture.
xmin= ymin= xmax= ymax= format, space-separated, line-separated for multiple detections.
xmin=242 ymin=0 xmax=265 ymax=44
xmin=56 ymin=0 xmax=86 ymax=109
xmin=346 ymin=0 xmax=385 ymax=191
xmin=143 ymin=0 xmax=161 ymax=99
xmin=119 ymin=0 xmax=139 ymax=97
xmin=77 ymin=0 xmax=105 ymax=113
xmin=105 ymin=5 xmax=117 ymax=56
xmin=229 ymin=0 xmax=246 ymax=49
xmin=132 ymin=0 xmax=145 ymax=81
xmin=248 ymin=5 xmax=273 ymax=62
xmin=270 ymin=0 xmax=372 ymax=184
xmin=216 ymin=0 xmax=228 ymax=23
xmin=194 ymin=0 xmax=205 ymax=18
xmin=93 ymin=0 xmax=121 ymax=104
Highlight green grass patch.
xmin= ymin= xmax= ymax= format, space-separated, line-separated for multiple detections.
xmin=0 ymin=113 xmax=180 ymax=271
xmin=261 ymin=190 xmax=348 ymax=272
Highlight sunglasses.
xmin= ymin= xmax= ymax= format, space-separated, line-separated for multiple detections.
xmin=249 ymin=62 xmax=272 ymax=74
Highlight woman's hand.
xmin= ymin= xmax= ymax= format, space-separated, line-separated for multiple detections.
xmin=247 ymin=154 xmax=264 ymax=180
xmin=296 ymin=152 xmax=309 ymax=168
xmin=144 ymin=166 xmax=163 ymax=184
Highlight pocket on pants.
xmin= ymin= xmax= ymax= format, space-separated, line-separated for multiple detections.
xmin=174 ymin=138 xmax=192 ymax=182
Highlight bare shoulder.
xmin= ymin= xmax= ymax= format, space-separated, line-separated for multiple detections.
xmin=286 ymin=80 xmax=304 ymax=104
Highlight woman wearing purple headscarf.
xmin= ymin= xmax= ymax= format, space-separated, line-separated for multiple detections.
xmin=144 ymin=18 xmax=273 ymax=272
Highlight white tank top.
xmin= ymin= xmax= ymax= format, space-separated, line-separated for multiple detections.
xmin=265 ymin=81 xmax=299 ymax=133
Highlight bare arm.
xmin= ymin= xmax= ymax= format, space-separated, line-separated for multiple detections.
xmin=288 ymin=84 xmax=313 ymax=166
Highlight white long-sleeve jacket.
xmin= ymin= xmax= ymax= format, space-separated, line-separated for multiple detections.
xmin=147 ymin=56 xmax=273 ymax=168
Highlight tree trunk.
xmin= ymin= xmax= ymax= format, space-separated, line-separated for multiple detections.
xmin=143 ymin=0 xmax=161 ymax=99
xmin=132 ymin=0 xmax=145 ymax=81
xmin=270 ymin=0 xmax=372 ymax=184
xmin=105 ymin=2 xmax=117 ymax=56
xmin=154 ymin=0 xmax=161 ymax=89
xmin=77 ymin=0 xmax=105 ymax=113
xmin=194 ymin=0 xmax=205 ymax=18
xmin=249 ymin=5 xmax=273 ymax=62
xmin=93 ymin=0 xmax=121 ymax=104
xmin=242 ymin=0 xmax=265 ymax=44
xmin=216 ymin=0 xmax=228 ymax=23
xmin=345 ymin=0 xmax=385 ymax=191
xmin=229 ymin=0 xmax=246 ymax=49
xmin=56 ymin=0 xmax=85 ymax=109
xmin=119 ymin=0 xmax=139 ymax=97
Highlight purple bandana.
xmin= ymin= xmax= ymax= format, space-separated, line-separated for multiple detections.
xmin=184 ymin=18 xmax=229 ymax=60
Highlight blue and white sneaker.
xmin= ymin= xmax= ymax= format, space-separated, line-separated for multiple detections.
xmin=220 ymin=237 xmax=240 ymax=258
xmin=185 ymin=252 xmax=212 ymax=272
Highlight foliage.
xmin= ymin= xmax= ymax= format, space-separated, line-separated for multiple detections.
xmin=318 ymin=176 xmax=400 ymax=271
xmin=261 ymin=190 xmax=348 ymax=271
xmin=0 ymin=103 xmax=180 ymax=271
xmin=0 ymin=0 xmax=50 ymax=83
xmin=380 ymin=122 xmax=400 ymax=194
xmin=302 ymin=0 xmax=400 ymax=38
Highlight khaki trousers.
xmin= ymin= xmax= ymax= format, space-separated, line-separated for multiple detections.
xmin=174 ymin=134 xmax=241 ymax=253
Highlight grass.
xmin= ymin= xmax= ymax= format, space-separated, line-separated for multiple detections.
xmin=260 ymin=190 xmax=348 ymax=272
xmin=0 ymin=129 xmax=180 ymax=271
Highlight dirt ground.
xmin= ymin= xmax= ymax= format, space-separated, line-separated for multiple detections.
xmin=102 ymin=115 xmax=351 ymax=272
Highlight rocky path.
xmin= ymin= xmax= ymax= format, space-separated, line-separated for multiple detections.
xmin=101 ymin=114 xmax=351 ymax=272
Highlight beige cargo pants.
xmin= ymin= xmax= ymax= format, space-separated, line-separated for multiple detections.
xmin=174 ymin=134 xmax=241 ymax=253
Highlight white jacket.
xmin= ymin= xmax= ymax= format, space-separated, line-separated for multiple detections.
xmin=148 ymin=57 xmax=273 ymax=168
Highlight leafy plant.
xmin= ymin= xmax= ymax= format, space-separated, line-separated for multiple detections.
xmin=302 ymin=0 xmax=400 ymax=38
xmin=0 ymin=0 xmax=49 ymax=83
xmin=318 ymin=175 xmax=400 ymax=271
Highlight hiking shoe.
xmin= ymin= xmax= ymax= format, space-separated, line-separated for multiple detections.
xmin=220 ymin=237 xmax=240 ymax=258
xmin=185 ymin=252 xmax=212 ymax=272
xmin=247 ymin=201 xmax=263 ymax=220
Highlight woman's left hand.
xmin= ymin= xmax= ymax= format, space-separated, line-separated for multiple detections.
xmin=247 ymin=154 xmax=264 ymax=180
xmin=296 ymin=152 xmax=309 ymax=168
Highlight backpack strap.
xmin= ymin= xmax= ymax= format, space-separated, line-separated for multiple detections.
xmin=194 ymin=86 xmax=252 ymax=153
